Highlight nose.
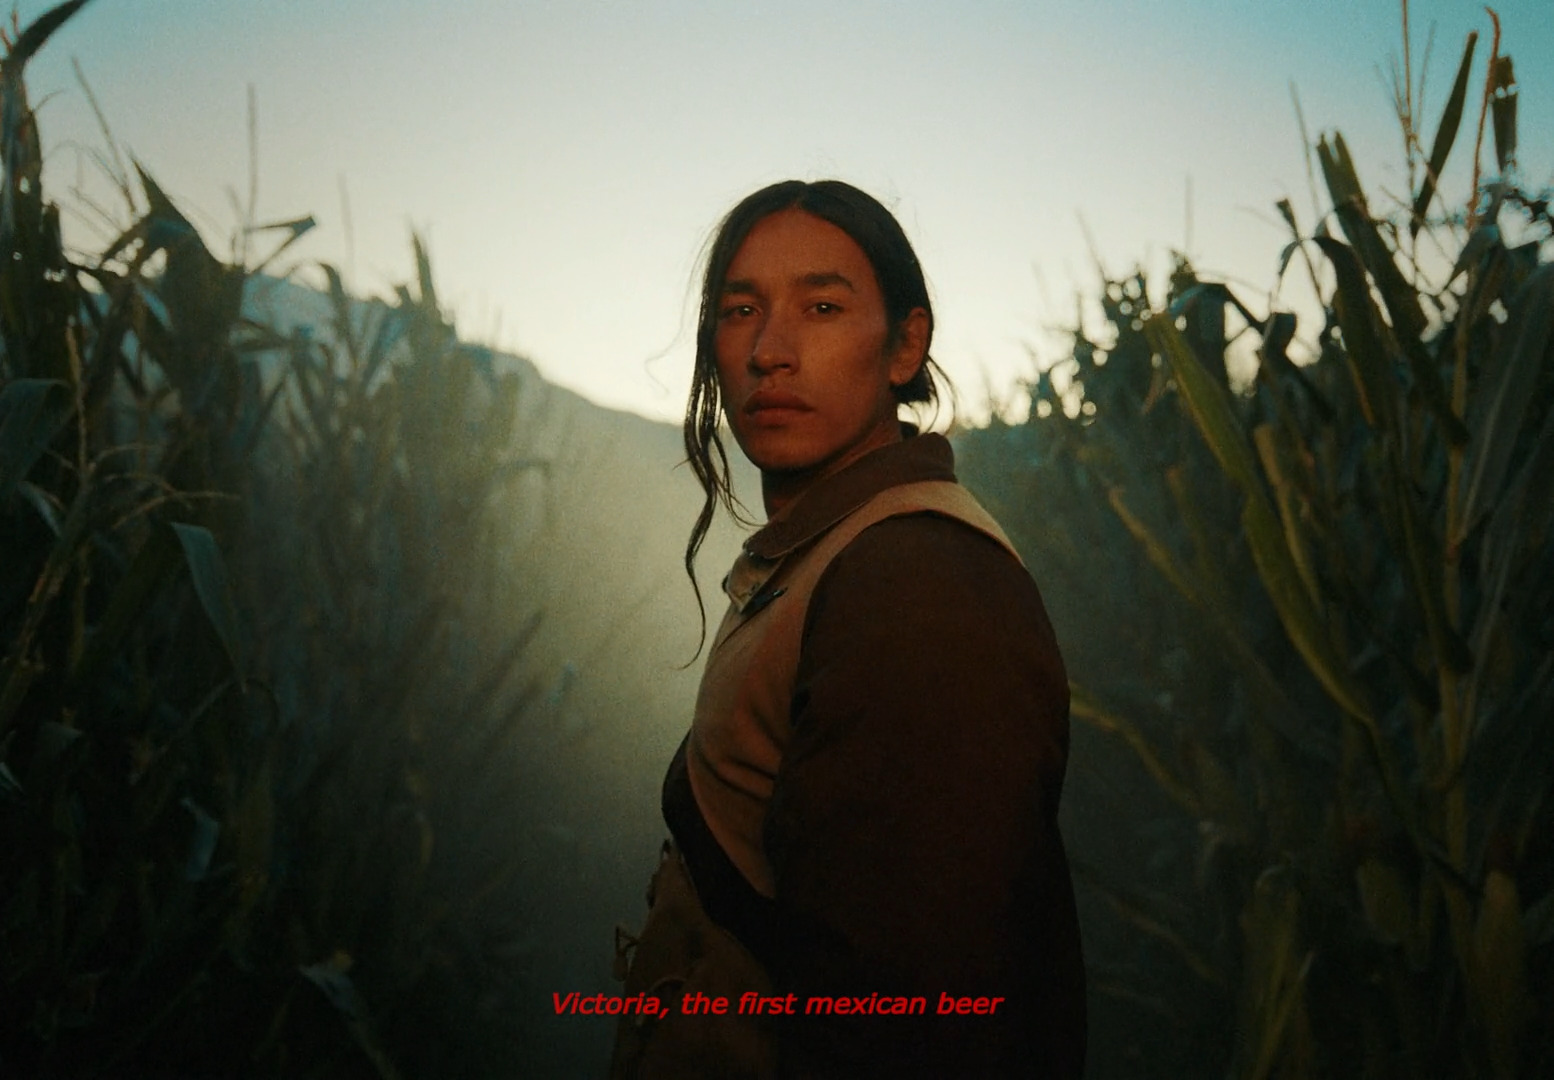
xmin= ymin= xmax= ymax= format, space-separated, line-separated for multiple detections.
xmin=748 ymin=311 xmax=797 ymax=375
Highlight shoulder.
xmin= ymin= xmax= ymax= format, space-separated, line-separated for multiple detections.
xmin=786 ymin=503 xmax=1070 ymax=803
xmin=846 ymin=508 xmax=1021 ymax=575
xmin=808 ymin=509 xmax=1041 ymax=625
xmin=802 ymin=509 xmax=1064 ymax=682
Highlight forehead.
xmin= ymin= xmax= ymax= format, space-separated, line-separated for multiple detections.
xmin=723 ymin=209 xmax=877 ymax=289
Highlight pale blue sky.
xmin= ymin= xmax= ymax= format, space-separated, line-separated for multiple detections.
xmin=24 ymin=0 xmax=1554 ymax=424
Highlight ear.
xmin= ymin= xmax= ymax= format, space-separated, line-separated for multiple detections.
xmin=887 ymin=307 xmax=930 ymax=387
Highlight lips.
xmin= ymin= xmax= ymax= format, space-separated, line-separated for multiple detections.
xmin=744 ymin=389 xmax=813 ymax=414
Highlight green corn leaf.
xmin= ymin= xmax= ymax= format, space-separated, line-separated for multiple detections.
xmin=1179 ymin=738 xmax=1248 ymax=836
xmin=1103 ymin=482 xmax=1328 ymax=763
xmin=1275 ymin=197 xmax=1299 ymax=236
xmin=1471 ymin=869 xmax=1533 ymax=1076
xmin=179 ymin=796 xmax=220 ymax=883
xmin=96 ymin=214 xmax=148 ymax=270
xmin=412 ymin=231 xmax=437 ymax=313
xmin=1458 ymin=263 xmax=1554 ymax=541
xmin=32 ymin=717 xmax=81 ymax=766
xmin=1316 ymin=134 xmax=1465 ymax=442
xmin=1405 ymin=342 xmax=1469 ymax=446
xmin=321 ymin=261 xmax=359 ymax=373
xmin=1240 ymin=495 xmax=1370 ymax=722
xmin=170 ymin=523 xmax=246 ymax=682
xmin=1312 ymin=236 xmax=1395 ymax=433
xmin=1258 ymin=311 xmax=1298 ymax=378
xmin=1168 ymin=280 xmax=1264 ymax=334
xmin=224 ymin=747 xmax=274 ymax=958
xmin=134 ymin=161 xmax=245 ymax=369
xmin=245 ymin=213 xmax=316 ymax=276
xmin=0 ymin=478 xmax=94 ymax=738
xmin=1356 ymin=858 xmax=1416 ymax=946
xmin=301 ymin=955 xmax=405 ymax=1080
xmin=1144 ymin=314 xmax=1260 ymax=489
xmin=0 ymin=0 xmax=94 ymax=73
xmin=1447 ymin=222 xmax=1500 ymax=286
xmin=247 ymin=213 xmax=318 ymax=237
xmin=1070 ymin=857 xmax=1224 ymax=987
xmin=1486 ymin=398 xmax=1554 ymax=582
xmin=1106 ymin=485 xmax=1210 ymax=614
xmin=322 ymin=260 xmax=347 ymax=309
xmin=362 ymin=304 xmax=408 ymax=391
xmin=1315 ymin=136 xmax=1468 ymax=447
xmin=1275 ymin=239 xmax=1301 ymax=284
xmin=68 ymin=520 xmax=184 ymax=693
xmin=230 ymin=315 xmax=292 ymax=355
xmin=1240 ymin=869 xmax=1314 ymax=1080
xmin=1150 ymin=312 xmax=1376 ymax=722
xmin=1252 ymin=424 xmax=1323 ymax=612
xmin=1412 ymin=32 xmax=1478 ymax=237
xmin=128 ymin=162 xmax=209 ymax=265
xmin=1382 ymin=445 xmax=1473 ymax=674
xmin=1164 ymin=464 xmax=1234 ymax=614
xmin=1069 ymin=682 xmax=1206 ymax=819
xmin=1525 ymin=888 xmax=1554 ymax=948
xmin=0 ymin=377 xmax=71 ymax=501
xmin=1318 ymin=134 xmax=1428 ymax=344
xmin=1260 ymin=314 xmax=1338 ymax=426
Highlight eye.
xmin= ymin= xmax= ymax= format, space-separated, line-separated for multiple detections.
xmin=813 ymin=302 xmax=841 ymax=315
xmin=720 ymin=303 xmax=756 ymax=319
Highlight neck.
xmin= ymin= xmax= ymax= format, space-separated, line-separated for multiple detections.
xmin=760 ymin=419 xmax=906 ymax=519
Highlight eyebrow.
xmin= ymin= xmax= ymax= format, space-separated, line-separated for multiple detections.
xmin=721 ymin=271 xmax=857 ymax=296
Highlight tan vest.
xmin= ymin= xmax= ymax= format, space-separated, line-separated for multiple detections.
xmin=685 ymin=479 xmax=1022 ymax=899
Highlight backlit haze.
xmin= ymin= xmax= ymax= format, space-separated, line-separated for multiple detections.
xmin=25 ymin=0 xmax=1554 ymax=427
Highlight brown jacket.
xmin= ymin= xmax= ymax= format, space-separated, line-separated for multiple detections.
xmin=662 ymin=429 xmax=1085 ymax=1078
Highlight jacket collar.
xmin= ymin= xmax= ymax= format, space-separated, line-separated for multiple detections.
xmin=722 ymin=424 xmax=957 ymax=612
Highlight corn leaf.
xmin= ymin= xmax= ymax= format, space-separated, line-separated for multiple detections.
xmin=1069 ymin=681 xmax=1206 ymax=819
xmin=1144 ymin=314 xmax=1260 ymax=488
xmin=1412 ymin=32 xmax=1478 ymax=237
xmin=1149 ymin=315 xmax=1365 ymax=712
xmin=1458 ymin=263 xmax=1554 ymax=540
xmin=1070 ymin=857 xmax=1224 ymax=987
xmin=1312 ymin=236 xmax=1396 ymax=434
xmin=1525 ymin=888 xmax=1554 ymax=948
xmin=179 ymin=797 xmax=220 ymax=883
xmin=0 ymin=0 xmax=94 ymax=73
xmin=1356 ymin=858 xmax=1415 ymax=946
xmin=301 ymin=956 xmax=404 ymax=1080
xmin=1447 ymin=222 xmax=1501 ymax=286
xmin=1240 ymin=869 xmax=1314 ymax=1080
xmin=1471 ymin=869 xmax=1533 ymax=1076
xmin=0 ymin=377 xmax=71 ymax=501
xmin=1252 ymin=423 xmax=1323 ymax=612
xmin=1104 ymin=482 xmax=1332 ymax=763
xmin=0 ymin=478 xmax=93 ymax=737
xmin=245 ymin=213 xmax=317 ymax=277
xmin=1489 ymin=55 xmax=1518 ymax=174
xmin=170 ymin=522 xmax=246 ymax=682
xmin=67 ymin=520 xmax=183 ymax=693
xmin=1387 ymin=450 xmax=1473 ymax=674
xmin=1318 ymin=134 xmax=1428 ymax=344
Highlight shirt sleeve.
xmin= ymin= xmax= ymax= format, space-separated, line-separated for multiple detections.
xmin=763 ymin=512 xmax=1084 ymax=1079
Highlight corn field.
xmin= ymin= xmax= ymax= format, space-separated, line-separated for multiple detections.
xmin=958 ymin=14 xmax=1552 ymax=1079
xmin=2 ymin=2 xmax=556 ymax=1075
xmin=3 ymin=0 xmax=1551 ymax=1077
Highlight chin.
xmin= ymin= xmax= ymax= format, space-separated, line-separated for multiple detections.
xmin=735 ymin=433 xmax=824 ymax=474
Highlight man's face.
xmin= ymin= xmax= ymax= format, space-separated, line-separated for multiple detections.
xmin=714 ymin=209 xmax=925 ymax=489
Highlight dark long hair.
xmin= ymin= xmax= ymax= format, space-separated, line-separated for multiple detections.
xmin=680 ymin=179 xmax=949 ymax=661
